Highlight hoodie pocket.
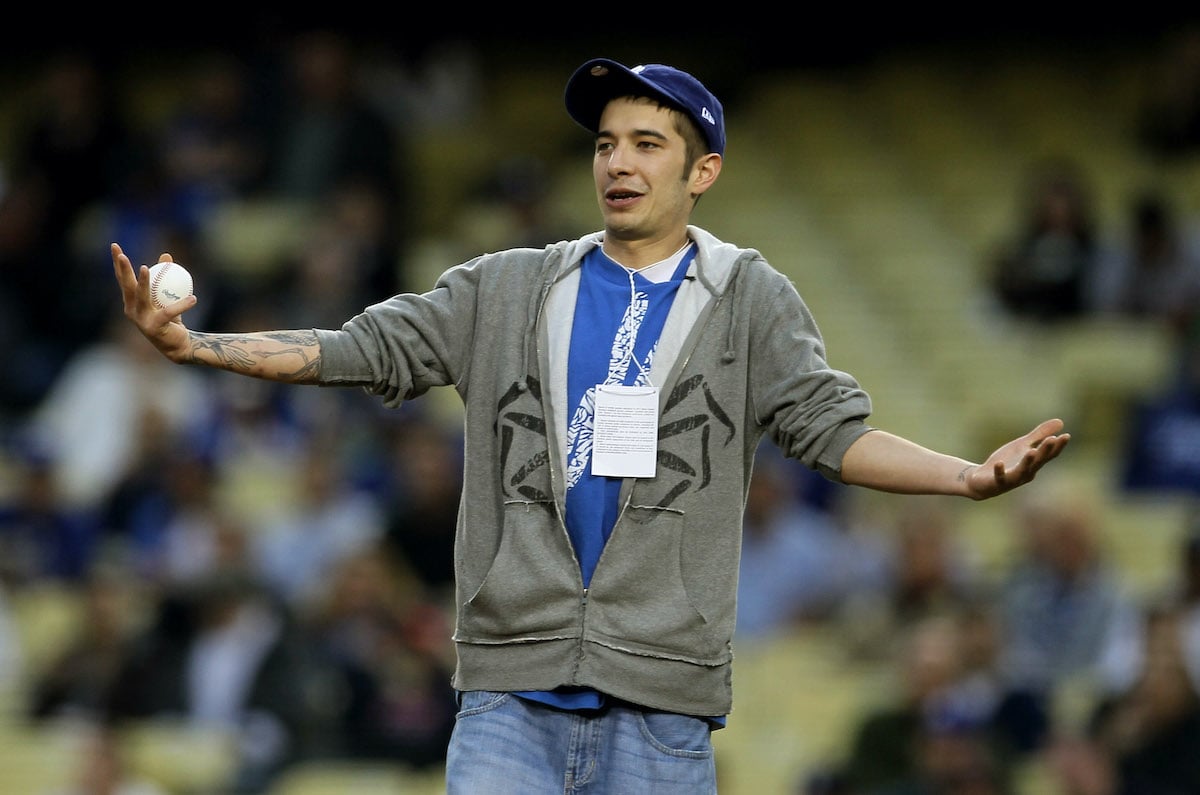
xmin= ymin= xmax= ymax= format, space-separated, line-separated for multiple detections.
xmin=458 ymin=500 xmax=582 ymax=642
xmin=585 ymin=505 xmax=730 ymax=664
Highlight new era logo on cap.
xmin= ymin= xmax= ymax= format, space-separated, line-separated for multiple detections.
xmin=565 ymin=58 xmax=726 ymax=156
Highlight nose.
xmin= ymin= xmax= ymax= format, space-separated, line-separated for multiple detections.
xmin=605 ymin=142 xmax=634 ymax=177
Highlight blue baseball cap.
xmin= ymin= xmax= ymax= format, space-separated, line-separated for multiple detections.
xmin=564 ymin=58 xmax=725 ymax=156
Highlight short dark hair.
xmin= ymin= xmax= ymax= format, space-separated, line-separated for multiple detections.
xmin=672 ymin=108 xmax=709 ymax=175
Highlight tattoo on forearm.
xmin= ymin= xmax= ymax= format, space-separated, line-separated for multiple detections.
xmin=190 ymin=334 xmax=256 ymax=369
xmin=189 ymin=330 xmax=321 ymax=381
xmin=263 ymin=331 xmax=320 ymax=345
xmin=957 ymin=465 xmax=972 ymax=482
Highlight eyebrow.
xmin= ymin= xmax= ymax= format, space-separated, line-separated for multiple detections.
xmin=597 ymin=127 xmax=671 ymax=142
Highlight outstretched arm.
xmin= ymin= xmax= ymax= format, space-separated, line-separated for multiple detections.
xmin=111 ymin=242 xmax=322 ymax=383
xmin=840 ymin=418 xmax=1071 ymax=500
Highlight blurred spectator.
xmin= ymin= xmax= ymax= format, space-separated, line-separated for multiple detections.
xmin=992 ymin=487 xmax=1138 ymax=753
xmin=1135 ymin=25 xmax=1200 ymax=160
xmin=0 ymin=48 xmax=137 ymax=413
xmin=831 ymin=615 xmax=1016 ymax=795
xmin=260 ymin=29 xmax=400 ymax=207
xmin=1090 ymin=192 xmax=1200 ymax=333
xmin=5 ymin=50 xmax=130 ymax=240
xmin=951 ymin=598 xmax=1070 ymax=769
xmin=20 ymin=311 xmax=217 ymax=515
xmin=987 ymin=156 xmax=1102 ymax=324
xmin=268 ymin=178 xmax=403 ymax=330
xmin=1095 ymin=515 xmax=1200 ymax=702
xmin=106 ymin=570 xmax=315 ymax=794
xmin=1118 ymin=316 xmax=1200 ymax=496
xmin=875 ymin=710 xmax=1014 ymax=795
xmin=735 ymin=448 xmax=886 ymax=641
xmin=451 ymin=154 xmax=583 ymax=257
xmin=880 ymin=499 xmax=982 ymax=625
xmin=381 ymin=421 xmax=462 ymax=604
xmin=250 ymin=434 xmax=386 ymax=609
xmin=358 ymin=38 xmax=483 ymax=134
xmin=29 ymin=567 xmax=142 ymax=723
xmin=1043 ymin=733 xmax=1117 ymax=795
xmin=156 ymin=50 xmax=270 ymax=232
xmin=301 ymin=547 xmax=457 ymax=767
xmin=197 ymin=359 xmax=311 ymax=531
xmin=114 ymin=450 xmax=251 ymax=588
xmin=835 ymin=496 xmax=982 ymax=661
xmin=1057 ymin=525 xmax=1200 ymax=793
xmin=484 ymin=155 xmax=578 ymax=248
xmin=97 ymin=142 xmax=208 ymax=310
xmin=1085 ymin=602 xmax=1200 ymax=795
xmin=1175 ymin=520 xmax=1200 ymax=688
xmin=257 ymin=28 xmax=408 ymax=295
xmin=0 ymin=583 xmax=23 ymax=707
xmin=0 ymin=447 xmax=100 ymax=586
xmin=108 ymin=49 xmax=271 ymax=343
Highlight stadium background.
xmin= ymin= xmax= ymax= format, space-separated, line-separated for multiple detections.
xmin=2 ymin=15 xmax=1200 ymax=794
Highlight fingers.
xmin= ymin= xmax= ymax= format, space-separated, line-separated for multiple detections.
xmin=112 ymin=243 xmax=150 ymax=304
xmin=161 ymin=294 xmax=196 ymax=324
xmin=111 ymin=244 xmax=145 ymax=312
xmin=1013 ymin=432 xmax=1070 ymax=482
xmin=1023 ymin=419 xmax=1071 ymax=469
xmin=111 ymin=244 xmax=175 ymax=274
xmin=111 ymin=242 xmax=132 ymax=282
xmin=1034 ymin=433 xmax=1070 ymax=463
xmin=1027 ymin=418 xmax=1066 ymax=444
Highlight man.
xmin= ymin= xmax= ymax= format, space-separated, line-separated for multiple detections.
xmin=111 ymin=57 xmax=1070 ymax=794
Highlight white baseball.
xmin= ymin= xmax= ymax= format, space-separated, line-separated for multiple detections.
xmin=148 ymin=261 xmax=194 ymax=309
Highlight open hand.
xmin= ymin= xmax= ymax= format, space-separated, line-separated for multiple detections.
xmin=966 ymin=418 xmax=1071 ymax=500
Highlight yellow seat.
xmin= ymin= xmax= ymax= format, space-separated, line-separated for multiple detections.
xmin=0 ymin=720 xmax=91 ymax=793
xmin=119 ymin=719 xmax=238 ymax=794
xmin=7 ymin=583 xmax=84 ymax=716
xmin=269 ymin=760 xmax=445 ymax=795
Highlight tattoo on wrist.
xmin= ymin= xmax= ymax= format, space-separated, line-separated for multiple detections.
xmin=957 ymin=465 xmax=973 ymax=482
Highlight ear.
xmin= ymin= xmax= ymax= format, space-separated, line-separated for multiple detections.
xmin=691 ymin=153 xmax=722 ymax=197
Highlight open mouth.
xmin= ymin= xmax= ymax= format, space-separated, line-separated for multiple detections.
xmin=606 ymin=189 xmax=642 ymax=204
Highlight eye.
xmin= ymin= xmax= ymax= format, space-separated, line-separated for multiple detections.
xmin=596 ymin=141 xmax=613 ymax=154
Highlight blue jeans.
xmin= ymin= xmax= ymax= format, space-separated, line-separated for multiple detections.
xmin=445 ymin=691 xmax=717 ymax=794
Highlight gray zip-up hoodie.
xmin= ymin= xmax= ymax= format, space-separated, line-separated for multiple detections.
xmin=315 ymin=225 xmax=874 ymax=717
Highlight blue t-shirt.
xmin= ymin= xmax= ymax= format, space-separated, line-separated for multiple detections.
xmin=516 ymin=244 xmax=723 ymax=726
xmin=562 ymin=245 xmax=695 ymax=587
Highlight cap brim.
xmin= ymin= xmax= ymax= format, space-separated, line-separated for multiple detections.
xmin=564 ymin=58 xmax=677 ymax=135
